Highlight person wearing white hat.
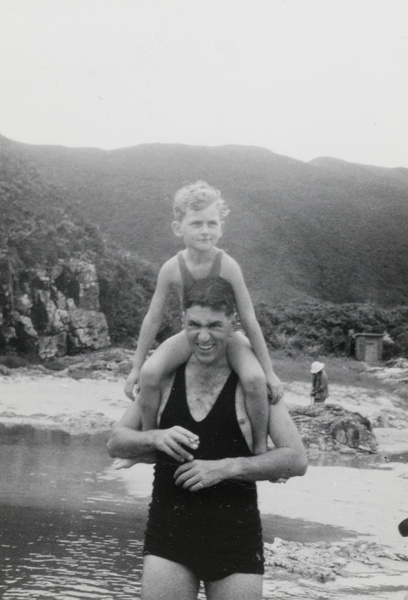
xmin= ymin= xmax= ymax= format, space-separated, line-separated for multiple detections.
xmin=310 ymin=362 xmax=329 ymax=404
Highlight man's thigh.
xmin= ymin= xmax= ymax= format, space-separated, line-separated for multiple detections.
xmin=141 ymin=555 xmax=200 ymax=600
xmin=205 ymin=573 xmax=263 ymax=600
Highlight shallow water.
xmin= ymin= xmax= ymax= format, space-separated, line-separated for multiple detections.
xmin=0 ymin=436 xmax=407 ymax=600
xmin=0 ymin=441 xmax=146 ymax=599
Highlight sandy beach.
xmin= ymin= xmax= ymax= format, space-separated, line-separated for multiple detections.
xmin=1 ymin=354 xmax=408 ymax=599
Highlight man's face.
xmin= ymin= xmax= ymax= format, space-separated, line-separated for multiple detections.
xmin=183 ymin=304 xmax=234 ymax=365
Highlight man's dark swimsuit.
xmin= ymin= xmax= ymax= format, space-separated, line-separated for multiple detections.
xmin=144 ymin=363 xmax=264 ymax=582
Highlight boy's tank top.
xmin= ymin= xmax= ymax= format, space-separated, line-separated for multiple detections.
xmin=177 ymin=249 xmax=224 ymax=300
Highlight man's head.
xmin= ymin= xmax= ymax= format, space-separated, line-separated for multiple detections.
xmin=183 ymin=277 xmax=236 ymax=365
xmin=183 ymin=276 xmax=235 ymax=315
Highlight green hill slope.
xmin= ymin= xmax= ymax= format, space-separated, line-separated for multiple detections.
xmin=2 ymin=135 xmax=408 ymax=307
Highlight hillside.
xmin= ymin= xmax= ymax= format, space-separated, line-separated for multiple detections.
xmin=1 ymin=135 xmax=408 ymax=307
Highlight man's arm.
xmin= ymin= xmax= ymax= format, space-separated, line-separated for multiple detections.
xmin=107 ymin=396 xmax=199 ymax=464
xmin=174 ymin=400 xmax=307 ymax=491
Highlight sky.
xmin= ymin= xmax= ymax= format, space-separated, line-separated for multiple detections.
xmin=1 ymin=0 xmax=407 ymax=168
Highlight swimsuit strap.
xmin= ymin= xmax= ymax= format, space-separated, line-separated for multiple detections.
xmin=207 ymin=249 xmax=224 ymax=278
xmin=177 ymin=249 xmax=224 ymax=294
xmin=177 ymin=251 xmax=196 ymax=294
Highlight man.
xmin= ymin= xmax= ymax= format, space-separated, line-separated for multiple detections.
xmin=108 ymin=277 xmax=307 ymax=600
xmin=310 ymin=361 xmax=329 ymax=404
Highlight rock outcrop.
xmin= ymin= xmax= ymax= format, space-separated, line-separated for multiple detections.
xmin=288 ymin=403 xmax=378 ymax=455
xmin=1 ymin=259 xmax=110 ymax=359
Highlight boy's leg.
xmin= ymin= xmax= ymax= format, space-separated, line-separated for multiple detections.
xmin=141 ymin=555 xmax=200 ymax=600
xmin=227 ymin=331 xmax=268 ymax=454
xmin=205 ymin=573 xmax=262 ymax=600
xmin=139 ymin=331 xmax=192 ymax=430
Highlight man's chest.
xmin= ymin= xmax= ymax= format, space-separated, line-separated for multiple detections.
xmin=186 ymin=369 xmax=229 ymax=421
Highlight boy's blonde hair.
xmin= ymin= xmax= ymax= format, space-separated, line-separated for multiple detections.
xmin=173 ymin=181 xmax=230 ymax=222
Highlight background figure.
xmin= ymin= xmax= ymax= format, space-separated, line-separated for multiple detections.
xmin=310 ymin=361 xmax=329 ymax=405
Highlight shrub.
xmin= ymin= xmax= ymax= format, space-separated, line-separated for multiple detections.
xmin=256 ymin=300 xmax=408 ymax=358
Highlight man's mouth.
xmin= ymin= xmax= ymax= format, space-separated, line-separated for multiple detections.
xmin=197 ymin=343 xmax=214 ymax=352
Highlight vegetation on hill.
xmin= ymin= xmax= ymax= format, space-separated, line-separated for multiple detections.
xmin=7 ymin=137 xmax=408 ymax=306
xmin=256 ymin=301 xmax=408 ymax=358
xmin=0 ymin=141 xmax=158 ymax=348
xmin=1 ymin=134 xmax=408 ymax=359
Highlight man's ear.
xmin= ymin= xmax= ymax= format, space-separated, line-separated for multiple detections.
xmin=172 ymin=221 xmax=183 ymax=238
xmin=229 ymin=312 xmax=237 ymax=336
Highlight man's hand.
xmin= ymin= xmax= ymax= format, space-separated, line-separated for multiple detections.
xmin=124 ymin=368 xmax=140 ymax=400
xmin=174 ymin=459 xmax=226 ymax=491
xmin=267 ymin=372 xmax=284 ymax=405
xmin=153 ymin=426 xmax=199 ymax=463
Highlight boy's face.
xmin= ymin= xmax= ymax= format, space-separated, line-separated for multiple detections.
xmin=172 ymin=204 xmax=223 ymax=251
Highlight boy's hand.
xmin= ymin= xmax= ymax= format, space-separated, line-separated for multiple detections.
xmin=124 ymin=369 xmax=139 ymax=400
xmin=267 ymin=373 xmax=284 ymax=405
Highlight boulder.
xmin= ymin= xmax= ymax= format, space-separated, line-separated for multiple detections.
xmin=38 ymin=333 xmax=67 ymax=360
xmin=66 ymin=259 xmax=100 ymax=311
xmin=14 ymin=314 xmax=38 ymax=339
xmin=68 ymin=308 xmax=110 ymax=351
xmin=15 ymin=293 xmax=33 ymax=314
xmin=32 ymin=289 xmax=65 ymax=335
xmin=0 ymin=259 xmax=111 ymax=358
xmin=288 ymin=404 xmax=378 ymax=454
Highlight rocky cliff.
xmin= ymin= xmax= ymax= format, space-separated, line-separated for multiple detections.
xmin=0 ymin=258 xmax=110 ymax=359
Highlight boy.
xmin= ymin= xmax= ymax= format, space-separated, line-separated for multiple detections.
xmin=124 ymin=181 xmax=283 ymax=455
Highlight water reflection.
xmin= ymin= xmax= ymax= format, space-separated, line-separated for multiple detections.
xmin=1 ymin=503 xmax=144 ymax=599
xmin=0 ymin=440 xmax=147 ymax=600
xmin=1 ymin=436 xmax=407 ymax=600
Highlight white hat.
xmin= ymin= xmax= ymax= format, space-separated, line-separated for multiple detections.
xmin=311 ymin=361 xmax=325 ymax=374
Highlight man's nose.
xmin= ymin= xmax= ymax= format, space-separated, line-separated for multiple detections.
xmin=197 ymin=327 xmax=210 ymax=341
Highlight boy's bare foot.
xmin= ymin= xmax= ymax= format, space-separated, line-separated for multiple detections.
xmin=113 ymin=458 xmax=137 ymax=470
